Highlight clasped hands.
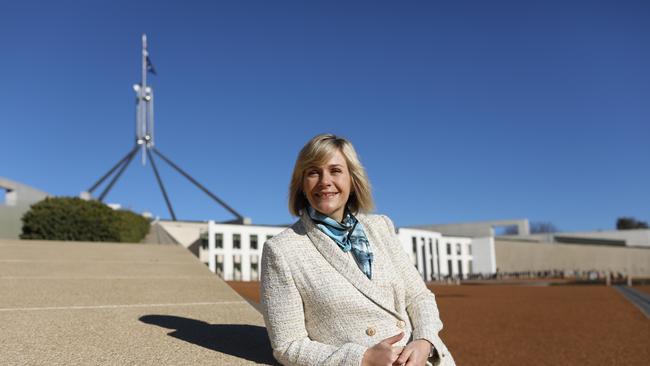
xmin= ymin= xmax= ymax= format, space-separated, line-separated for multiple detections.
xmin=362 ymin=332 xmax=431 ymax=366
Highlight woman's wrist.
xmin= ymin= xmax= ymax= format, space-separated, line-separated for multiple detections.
xmin=415 ymin=339 xmax=435 ymax=358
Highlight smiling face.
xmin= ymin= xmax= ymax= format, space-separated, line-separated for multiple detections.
xmin=302 ymin=149 xmax=352 ymax=223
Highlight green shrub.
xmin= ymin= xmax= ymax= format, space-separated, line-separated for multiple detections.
xmin=20 ymin=197 xmax=150 ymax=243
xmin=114 ymin=209 xmax=151 ymax=243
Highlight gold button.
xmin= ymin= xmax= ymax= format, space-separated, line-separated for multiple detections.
xmin=365 ymin=327 xmax=376 ymax=336
xmin=396 ymin=320 xmax=406 ymax=329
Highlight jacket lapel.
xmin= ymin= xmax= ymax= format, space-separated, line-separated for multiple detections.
xmin=301 ymin=212 xmax=404 ymax=320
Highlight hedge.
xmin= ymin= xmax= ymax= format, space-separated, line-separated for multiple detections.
xmin=20 ymin=197 xmax=151 ymax=243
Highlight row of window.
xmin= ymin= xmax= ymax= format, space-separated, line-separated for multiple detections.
xmin=211 ymin=242 xmax=474 ymax=281
xmin=214 ymin=254 xmax=259 ymax=264
xmin=201 ymin=233 xmax=274 ymax=250
xmin=446 ymin=259 xmax=473 ymax=277
xmin=214 ymin=257 xmax=260 ymax=281
xmin=410 ymin=237 xmax=472 ymax=257
xmin=410 ymin=236 xmax=474 ymax=280
xmin=216 ymin=257 xmax=473 ymax=281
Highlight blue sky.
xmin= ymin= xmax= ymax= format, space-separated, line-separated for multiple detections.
xmin=1 ymin=0 xmax=648 ymax=231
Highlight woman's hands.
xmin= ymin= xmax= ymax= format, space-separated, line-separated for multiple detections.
xmin=361 ymin=332 xmax=405 ymax=366
xmin=395 ymin=339 xmax=432 ymax=366
xmin=362 ymin=333 xmax=432 ymax=366
xmin=361 ymin=333 xmax=431 ymax=366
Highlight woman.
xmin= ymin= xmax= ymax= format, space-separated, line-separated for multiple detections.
xmin=261 ymin=134 xmax=455 ymax=366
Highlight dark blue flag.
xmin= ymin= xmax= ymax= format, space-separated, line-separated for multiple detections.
xmin=146 ymin=55 xmax=157 ymax=75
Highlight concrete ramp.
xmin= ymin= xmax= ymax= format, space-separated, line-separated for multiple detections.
xmin=0 ymin=239 xmax=276 ymax=365
xmin=140 ymin=222 xmax=180 ymax=245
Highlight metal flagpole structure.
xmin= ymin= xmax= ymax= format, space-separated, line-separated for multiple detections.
xmin=136 ymin=34 xmax=152 ymax=166
xmin=82 ymin=34 xmax=244 ymax=223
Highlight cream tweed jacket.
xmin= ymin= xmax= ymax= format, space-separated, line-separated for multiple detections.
xmin=261 ymin=212 xmax=456 ymax=366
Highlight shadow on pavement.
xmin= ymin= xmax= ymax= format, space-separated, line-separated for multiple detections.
xmin=139 ymin=315 xmax=278 ymax=365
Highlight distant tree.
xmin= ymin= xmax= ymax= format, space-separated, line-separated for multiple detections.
xmin=616 ymin=217 xmax=649 ymax=230
xmin=21 ymin=197 xmax=150 ymax=242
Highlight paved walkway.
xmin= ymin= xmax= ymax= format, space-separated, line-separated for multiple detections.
xmin=615 ymin=285 xmax=650 ymax=319
xmin=0 ymin=239 xmax=276 ymax=365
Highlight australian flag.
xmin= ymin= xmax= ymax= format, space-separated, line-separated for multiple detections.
xmin=146 ymin=55 xmax=157 ymax=75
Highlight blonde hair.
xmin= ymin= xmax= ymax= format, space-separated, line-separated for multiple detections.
xmin=289 ymin=134 xmax=374 ymax=216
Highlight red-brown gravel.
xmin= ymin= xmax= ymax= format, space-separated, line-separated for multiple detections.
xmin=228 ymin=282 xmax=650 ymax=366
xmin=228 ymin=281 xmax=262 ymax=304
xmin=428 ymin=285 xmax=649 ymax=366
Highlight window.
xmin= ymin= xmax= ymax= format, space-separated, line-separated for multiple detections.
xmin=411 ymin=237 xmax=418 ymax=266
xmin=429 ymin=239 xmax=434 ymax=280
xmin=215 ymin=255 xmax=223 ymax=276
xmin=200 ymin=234 xmax=208 ymax=250
xmin=266 ymin=235 xmax=273 ymax=241
xmin=250 ymin=262 xmax=259 ymax=280
xmin=233 ymin=262 xmax=242 ymax=280
xmin=435 ymin=239 xmax=441 ymax=280
xmin=456 ymin=243 xmax=461 ymax=255
xmin=421 ymin=238 xmax=427 ymax=280
xmin=457 ymin=260 xmax=463 ymax=278
xmin=233 ymin=255 xmax=242 ymax=280
xmin=215 ymin=233 xmax=223 ymax=249
xmin=447 ymin=259 xmax=453 ymax=276
xmin=233 ymin=234 xmax=241 ymax=249
xmin=250 ymin=234 xmax=258 ymax=250
xmin=468 ymin=260 xmax=473 ymax=275
xmin=446 ymin=243 xmax=451 ymax=255
xmin=468 ymin=244 xmax=472 ymax=255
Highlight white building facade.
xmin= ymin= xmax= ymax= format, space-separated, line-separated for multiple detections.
xmin=396 ymin=228 xmax=475 ymax=281
xmin=206 ymin=220 xmax=489 ymax=281
xmin=206 ymin=221 xmax=285 ymax=281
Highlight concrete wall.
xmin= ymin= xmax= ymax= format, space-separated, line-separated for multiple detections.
xmin=0 ymin=177 xmax=49 ymax=239
xmin=494 ymin=240 xmax=650 ymax=277
xmin=501 ymin=229 xmax=650 ymax=248
xmin=0 ymin=205 xmax=30 ymax=239
xmin=413 ymin=219 xmax=530 ymax=237
xmin=471 ymin=237 xmax=497 ymax=275
xmin=157 ymin=221 xmax=206 ymax=249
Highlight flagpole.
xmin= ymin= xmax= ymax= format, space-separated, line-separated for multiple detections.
xmin=84 ymin=34 xmax=246 ymax=222
xmin=142 ymin=34 xmax=147 ymax=95
xmin=141 ymin=34 xmax=148 ymax=165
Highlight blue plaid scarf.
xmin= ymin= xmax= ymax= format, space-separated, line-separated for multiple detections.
xmin=307 ymin=206 xmax=373 ymax=279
